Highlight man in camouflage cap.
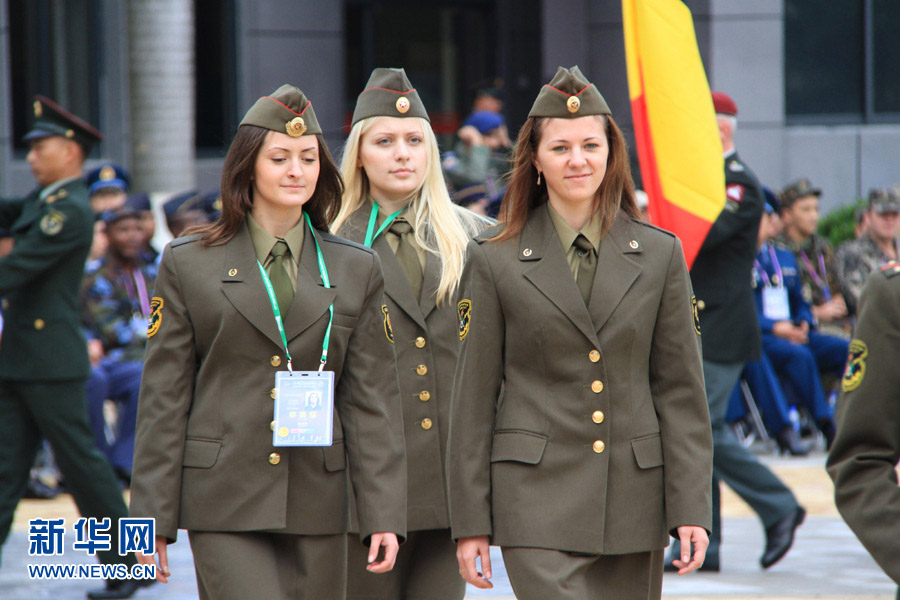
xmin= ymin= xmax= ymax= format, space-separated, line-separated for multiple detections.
xmin=836 ymin=187 xmax=900 ymax=316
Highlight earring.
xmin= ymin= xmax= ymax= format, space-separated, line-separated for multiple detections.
xmin=537 ymin=172 xmax=542 ymax=185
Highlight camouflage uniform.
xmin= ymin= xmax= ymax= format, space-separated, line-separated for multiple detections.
xmin=836 ymin=232 xmax=900 ymax=316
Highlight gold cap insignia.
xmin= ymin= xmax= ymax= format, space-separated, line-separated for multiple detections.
xmin=99 ymin=165 xmax=116 ymax=181
xmin=396 ymin=96 xmax=410 ymax=114
xmin=213 ymin=197 xmax=222 ymax=211
xmin=34 ymin=100 xmax=43 ymax=117
xmin=567 ymin=96 xmax=581 ymax=113
xmin=65 ymin=129 xmax=75 ymax=139
xmin=286 ymin=116 xmax=307 ymax=137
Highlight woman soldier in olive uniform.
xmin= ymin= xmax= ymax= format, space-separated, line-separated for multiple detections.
xmin=333 ymin=68 xmax=490 ymax=600
xmin=449 ymin=67 xmax=713 ymax=600
xmin=130 ymin=85 xmax=407 ymax=600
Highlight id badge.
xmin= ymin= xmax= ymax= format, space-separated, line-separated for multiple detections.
xmin=762 ymin=286 xmax=791 ymax=321
xmin=272 ymin=371 xmax=334 ymax=447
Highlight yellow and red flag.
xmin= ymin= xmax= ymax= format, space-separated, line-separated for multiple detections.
xmin=622 ymin=0 xmax=725 ymax=268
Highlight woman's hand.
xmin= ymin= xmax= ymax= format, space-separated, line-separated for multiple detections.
xmin=670 ymin=525 xmax=709 ymax=575
xmin=366 ymin=532 xmax=399 ymax=573
xmin=457 ymin=535 xmax=493 ymax=589
xmin=136 ymin=535 xmax=170 ymax=583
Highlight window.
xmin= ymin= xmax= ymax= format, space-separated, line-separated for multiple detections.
xmin=194 ymin=0 xmax=238 ymax=153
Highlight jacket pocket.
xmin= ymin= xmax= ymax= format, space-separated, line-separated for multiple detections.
xmin=490 ymin=430 xmax=548 ymax=464
xmin=332 ymin=312 xmax=358 ymax=329
xmin=631 ymin=433 xmax=663 ymax=469
xmin=322 ymin=439 xmax=346 ymax=472
xmin=182 ymin=438 xmax=222 ymax=468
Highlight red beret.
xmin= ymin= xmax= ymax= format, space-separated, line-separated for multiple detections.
xmin=711 ymin=91 xmax=738 ymax=116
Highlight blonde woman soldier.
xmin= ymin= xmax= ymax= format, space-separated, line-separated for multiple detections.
xmin=333 ymin=67 xmax=491 ymax=600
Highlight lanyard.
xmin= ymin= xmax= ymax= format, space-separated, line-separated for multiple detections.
xmin=363 ymin=202 xmax=405 ymax=247
xmin=257 ymin=212 xmax=334 ymax=372
xmin=120 ymin=268 xmax=151 ymax=317
xmin=754 ymin=245 xmax=784 ymax=288
xmin=800 ymin=250 xmax=831 ymax=301
xmin=766 ymin=244 xmax=784 ymax=285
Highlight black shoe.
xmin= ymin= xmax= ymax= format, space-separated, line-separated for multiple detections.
xmin=761 ymin=506 xmax=806 ymax=569
xmin=775 ymin=427 xmax=812 ymax=457
xmin=87 ymin=577 xmax=156 ymax=599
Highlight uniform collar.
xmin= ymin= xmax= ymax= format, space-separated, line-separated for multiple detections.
xmin=39 ymin=175 xmax=80 ymax=201
xmin=246 ymin=213 xmax=304 ymax=263
xmin=546 ymin=201 xmax=602 ymax=253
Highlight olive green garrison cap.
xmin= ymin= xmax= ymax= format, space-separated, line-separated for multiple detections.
xmin=351 ymin=67 xmax=429 ymax=127
xmin=240 ymin=84 xmax=321 ymax=137
xmin=528 ymin=66 xmax=610 ymax=118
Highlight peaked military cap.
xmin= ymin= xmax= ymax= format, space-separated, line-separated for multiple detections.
xmin=868 ymin=187 xmax=900 ymax=213
xmin=240 ymin=84 xmax=321 ymax=137
xmin=85 ymin=162 xmax=130 ymax=195
xmin=163 ymin=190 xmax=201 ymax=220
xmin=25 ymin=95 xmax=103 ymax=150
xmin=528 ymin=66 xmax=610 ymax=118
xmin=125 ymin=192 xmax=151 ymax=212
xmin=99 ymin=205 xmax=140 ymax=225
xmin=351 ymin=67 xmax=430 ymax=127
xmin=779 ymin=178 xmax=821 ymax=208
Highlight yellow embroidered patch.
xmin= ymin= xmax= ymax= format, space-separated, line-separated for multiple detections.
xmin=381 ymin=304 xmax=394 ymax=343
xmin=148 ymin=297 xmax=164 ymax=338
xmin=457 ymin=299 xmax=472 ymax=341
xmin=691 ymin=295 xmax=701 ymax=335
xmin=842 ymin=339 xmax=868 ymax=392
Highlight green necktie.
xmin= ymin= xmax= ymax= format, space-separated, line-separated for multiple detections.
xmin=268 ymin=240 xmax=293 ymax=314
xmin=573 ymin=234 xmax=596 ymax=305
xmin=390 ymin=220 xmax=423 ymax=300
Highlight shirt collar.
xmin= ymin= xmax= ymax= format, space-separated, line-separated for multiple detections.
xmin=546 ymin=202 xmax=602 ymax=252
xmin=246 ymin=213 xmax=305 ymax=263
xmin=39 ymin=175 xmax=80 ymax=201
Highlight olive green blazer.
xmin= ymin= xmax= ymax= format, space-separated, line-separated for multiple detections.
xmin=827 ymin=264 xmax=900 ymax=586
xmin=129 ymin=222 xmax=407 ymax=545
xmin=337 ymin=203 xmax=490 ymax=531
xmin=448 ymin=206 xmax=712 ymax=555
xmin=0 ymin=180 xmax=94 ymax=381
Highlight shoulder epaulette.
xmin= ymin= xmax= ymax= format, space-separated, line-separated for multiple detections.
xmin=170 ymin=233 xmax=202 ymax=248
xmin=320 ymin=231 xmax=375 ymax=255
xmin=630 ymin=218 xmax=676 ymax=238
xmin=474 ymin=223 xmax=505 ymax=243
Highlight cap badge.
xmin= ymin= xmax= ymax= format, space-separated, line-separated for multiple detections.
xmin=34 ymin=100 xmax=43 ymax=117
xmin=286 ymin=116 xmax=307 ymax=137
xmin=213 ymin=197 xmax=223 ymax=211
xmin=99 ymin=165 xmax=116 ymax=181
xmin=396 ymin=96 xmax=410 ymax=114
xmin=567 ymin=96 xmax=581 ymax=113
xmin=65 ymin=129 xmax=75 ymax=139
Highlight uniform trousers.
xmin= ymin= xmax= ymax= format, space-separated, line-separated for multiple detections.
xmin=188 ymin=530 xmax=346 ymax=600
xmin=704 ymin=360 xmax=799 ymax=554
xmin=0 ymin=379 xmax=135 ymax=568
xmin=85 ymin=360 xmax=143 ymax=474
xmin=345 ymin=528 xmax=463 ymax=600
xmin=502 ymin=546 xmax=664 ymax=600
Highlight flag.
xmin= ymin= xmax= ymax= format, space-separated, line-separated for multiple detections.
xmin=623 ymin=0 xmax=725 ymax=268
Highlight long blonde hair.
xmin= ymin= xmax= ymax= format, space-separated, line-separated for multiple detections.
xmin=333 ymin=116 xmax=486 ymax=305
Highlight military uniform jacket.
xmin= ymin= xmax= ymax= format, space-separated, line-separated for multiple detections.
xmin=0 ymin=179 xmax=94 ymax=381
xmin=836 ymin=232 xmax=900 ymax=315
xmin=690 ymin=152 xmax=764 ymax=363
xmin=447 ymin=207 xmax=712 ymax=555
xmin=337 ymin=203 xmax=487 ymax=531
xmin=129 ymin=222 xmax=407 ymax=544
xmin=827 ymin=262 xmax=900 ymax=585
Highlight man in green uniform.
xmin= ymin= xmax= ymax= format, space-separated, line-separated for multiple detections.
xmin=827 ymin=261 xmax=900 ymax=598
xmin=0 ymin=96 xmax=151 ymax=599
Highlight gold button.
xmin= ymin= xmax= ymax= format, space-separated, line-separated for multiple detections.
xmin=523 ymin=248 xmax=533 ymax=257
xmin=592 ymin=410 xmax=605 ymax=424
xmin=270 ymin=420 xmax=276 ymax=431
xmin=697 ymin=300 xmax=706 ymax=311
xmin=421 ymin=418 xmax=433 ymax=430
xmin=415 ymin=337 xmax=426 ymax=348
xmin=416 ymin=364 xmax=428 ymax=376
xmin=268 ymin=452 xmax=281 ymax=465
xmin=589 ymin=350 xmax=600 ymax=363
xmin=270 ymin=355 xmax=282 ymax=367
xmin=419 ymin=390 xmax=431 ymax=401
xmin=629 ymin=240 xmax=639 ymax=249
xmin=270 ymin=388 xmax=277 ymax=399
xmin=34 ymin=319 xmax=45 ymax=330
xmin=591 ymin=380 xmax=604 ymax=393
xmin=592 ymin=440 xmax=605 ymax=453
xmin=228 ymin=268 xmax=238 ymax=276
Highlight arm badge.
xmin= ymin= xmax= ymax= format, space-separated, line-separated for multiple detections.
xmin=691 ymin=295 xmax=701 ymax=335
xmin=39 ymin=209 xmax=66 ymax=236
xmin=381 ymin=304 xmax=394 ymax=343
xmin=457 ymin=299 xmax=472 ymax=341
xmin=148 ymin=297 xmax=164 ymax=338
xmin=841 ymin=339 xmax=868 ymax=392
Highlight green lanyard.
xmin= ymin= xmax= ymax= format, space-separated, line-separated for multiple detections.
xmin=257 ymin=212 xmax=334 ymax=372
xmin=363 ymin=202 xmax=405 ymax=247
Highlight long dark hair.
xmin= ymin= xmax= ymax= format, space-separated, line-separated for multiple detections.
xmin=191 ymin=125 xmax=344 ymax=245
xmin=493 ymin=115 xmax=639 ymax=243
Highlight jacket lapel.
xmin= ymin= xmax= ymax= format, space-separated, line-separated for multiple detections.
xmin=419 ymin=249 xmax=440 ymax=318
xmin=284 ymin=226 xmax=338 ymax=342
xmin=521 ymin=206 xmax=600 ymax=348
xmin=588 ymin=215 xmax=642 ymax=331
xmin=220 ymin=224 xmax=284 ymax=348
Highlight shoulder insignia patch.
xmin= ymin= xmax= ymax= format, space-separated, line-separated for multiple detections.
xmin=728 ymin=159 xmax=744 ymax=172
xmin=842 ymin=339 xmax=868 ymax=392
xmin=880 ymin=260 xmax=900 ymax=278
xmin=39 ymin=209 xmax=66 ymax=236
xmin=148 ymin=297 xmax=164 ymax=338
xmin=691 ymin=295 xmax=701 ymax=335
xmin=726 ymin=183 xmax=745 ymax=203
xmin=381 ymin=304 xmax=394 ymax=343
xmin=457 ymin=298 xmax=472 ymax=341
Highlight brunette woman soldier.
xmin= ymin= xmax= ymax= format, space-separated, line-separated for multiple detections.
xmin=130 ymin=85 xmax=407 ymax=600
xmin=448 ymin=66 xmax=713 ymax=600
xmin=332 ymin=68 xmax=491 ymax=600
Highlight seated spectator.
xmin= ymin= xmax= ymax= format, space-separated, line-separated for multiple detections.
xmin=85 ymin=163 xmax=130 ymax=269
xmin=755 ymin=200 xmax=845 ymax=447
xmin=776 ymin=178 xmax=850 ymax=336
xmin=80 ymin=206 xmax=158 ymax=485
xmin=442 ymin=111 xmax=511 ymax=217
xmin=124 ymin=192 xmax=159 ymax=264
xmin=162 ymin=189 xmax=207 ymax=237
xmin=836 ymin=188 xmax=900 ymax=316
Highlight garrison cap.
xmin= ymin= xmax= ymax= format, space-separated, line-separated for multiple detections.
xmin=711 ymin=91 xmax=738 ymax=116
xmin=85 ymin=163 xmax=130 ymax=195
xmin=125 ymin=192 xmax=151 ymax=212
xmin=868 ymin=187 xmax=900 ymax=214
xmin=779 ymin=178 xmax=821 ymax=209
xmin=351 ymin=68 xmax=429 ymax=126
xmin=528 ymin=66 xmax=610 ymax=118
xmin=25 ymin=95 xmax=103 ymax=150
xmin=240 ymin=85 xmax=321 ymax=137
